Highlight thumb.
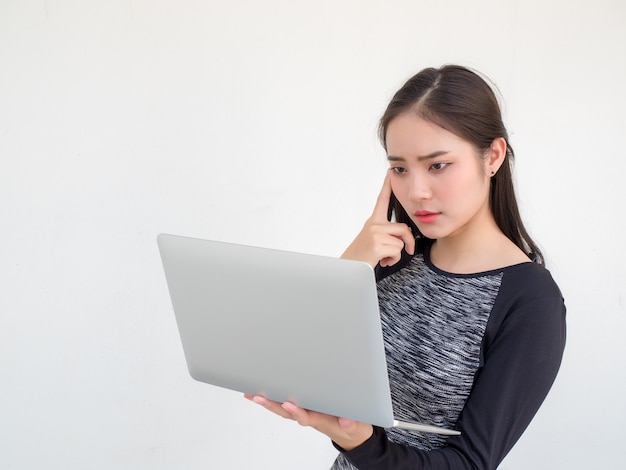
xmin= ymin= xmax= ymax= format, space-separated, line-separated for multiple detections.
xmin=337 ymin=417 xmax=358 ymax=430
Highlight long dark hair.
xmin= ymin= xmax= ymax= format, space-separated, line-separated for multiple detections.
xmin=379 ymin=65 xmax=543 ymax=264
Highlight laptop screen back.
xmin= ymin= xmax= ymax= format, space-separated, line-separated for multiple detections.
xmin=157 ymin=233 xmax=395 ymax=427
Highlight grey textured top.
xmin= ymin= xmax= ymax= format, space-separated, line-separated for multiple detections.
xmin=331 ymin=239 xmax=566 ymax=469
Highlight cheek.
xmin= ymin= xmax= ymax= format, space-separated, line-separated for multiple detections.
xmin=444 ymin=182 xmax=489 ymax=218
xmin=439 ymin=169 xmax=486 ymax=204
xmin=440 ymin=182 xmax=467 ymax=203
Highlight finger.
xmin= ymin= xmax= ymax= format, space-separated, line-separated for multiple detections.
xmin=397 ymin=225 xmax=415 ymax=255
xmin=251 ymin=396 xmax=294 ymax=420
xmin=371 ymin=224 xmax=415 ymax=257
xmin=337 ymin=417 xmax=358 ymax=430
xmin=379 ymin=247 xmax=404 ymax=267
xmin=376 ymin=234 xmax=414 ymax=267
xmin=282 ymin=403 xmax=340 ymax=434
xmin=281 ymin=402 xmax=311 ymax=426
xmin=370 ymin=171 xmax=393 ymax=223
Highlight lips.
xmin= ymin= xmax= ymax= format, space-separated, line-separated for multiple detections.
xmin=414 ymin=210 xmax=440 ymax=223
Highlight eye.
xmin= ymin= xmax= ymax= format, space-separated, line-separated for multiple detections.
xmin=390 ymin=166 xmax=407 ymax=175
xmin=430 ymin=162 xmax=449 ymax=172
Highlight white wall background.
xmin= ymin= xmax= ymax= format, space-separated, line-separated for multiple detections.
xmin=1 ymin=1 xmax=625 ymax=468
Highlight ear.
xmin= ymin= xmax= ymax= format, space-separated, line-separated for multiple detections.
xmin=486 ymin=137 xmax=507 ymax=176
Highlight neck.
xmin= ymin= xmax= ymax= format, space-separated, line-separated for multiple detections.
xmin=429 ymin=209 xmax=527 ymax=274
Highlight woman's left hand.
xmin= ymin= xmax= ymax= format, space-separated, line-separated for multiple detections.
xmin=244 ymin=394 xmax=374 ymax=451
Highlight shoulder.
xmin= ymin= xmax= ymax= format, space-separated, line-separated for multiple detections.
xmin=484 ymin=261 xmax=566 ymax=353
xmin=499 ymin=261 xmax=564 ymax=305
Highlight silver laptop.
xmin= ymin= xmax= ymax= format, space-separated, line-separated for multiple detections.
xmin=157 ymin=233 xmax=459 ymax=436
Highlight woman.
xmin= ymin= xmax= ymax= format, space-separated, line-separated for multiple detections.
xmin=247 ymin=65 xmax=566 ymax=469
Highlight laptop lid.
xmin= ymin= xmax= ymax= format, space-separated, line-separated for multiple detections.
xmin=157 ymin=233 xmax=395 ymax=427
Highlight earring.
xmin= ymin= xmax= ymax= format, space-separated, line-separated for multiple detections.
xmin=491 ymin=170 xmax=495 ymax=176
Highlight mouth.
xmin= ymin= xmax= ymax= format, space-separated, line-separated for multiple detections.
xmin=414 ymin=210 xmax=440 ymax=223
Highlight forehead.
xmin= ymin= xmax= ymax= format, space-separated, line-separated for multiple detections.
xmin=385 ymin=113 xmax=474 ymax=156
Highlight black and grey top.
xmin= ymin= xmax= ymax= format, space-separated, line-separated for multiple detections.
xmin=332 ymin=239 xmax=566 ymax=469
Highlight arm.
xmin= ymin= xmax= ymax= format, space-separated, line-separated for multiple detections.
xmin=340 ymin=293 xmax=566 ymax=469
xmin=245 ymin=173 xmax=415 ymax=452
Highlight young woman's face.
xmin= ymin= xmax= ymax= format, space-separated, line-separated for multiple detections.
xmin=385 ymin=113 xmax=492 ymax=241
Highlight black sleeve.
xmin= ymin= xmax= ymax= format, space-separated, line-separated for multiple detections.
xmin=337 ymin=276 xmax=566 ymax=469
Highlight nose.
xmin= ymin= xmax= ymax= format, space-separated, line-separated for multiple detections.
xmin=408 ymin=174 xmax=432 ymax=201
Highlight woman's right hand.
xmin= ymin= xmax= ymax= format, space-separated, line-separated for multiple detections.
xmin=341 ymin=171 xmax=415 ymax=268
xmin=244 ymin=394 xmax=374 ymax=452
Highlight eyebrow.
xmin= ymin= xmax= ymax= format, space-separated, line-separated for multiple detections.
xmin=387 ymin=150 xmax=450 ymax=162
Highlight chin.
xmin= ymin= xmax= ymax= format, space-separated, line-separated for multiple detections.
xmin=416 ymin=226 xmax=450 ymax=241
